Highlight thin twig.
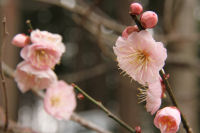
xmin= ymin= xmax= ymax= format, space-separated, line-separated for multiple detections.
xmin=72 ymin=83 xmax=136 ymax=133
xmin=1 ymin=17 xmax=9 ymax=132
xmin=130 ymin=13 xmax=193 ymax=133
xmin=160 ymin=69 xmax=193 ymax=133
xmin=129 ymin=14 xmax=144 ymax=31
xmin=1 ymin=62 xmax=112 ymax=133
xmin=71 ymin=113 xmax=112 ymax=133
xmin=35 ymin=0 xmax=125 ymax=33
xmin=26 ymin=20 xmax=34 ymax=31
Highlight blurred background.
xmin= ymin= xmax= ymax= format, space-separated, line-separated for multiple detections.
xmin=0 ymin=0 xmax=200 ymax=133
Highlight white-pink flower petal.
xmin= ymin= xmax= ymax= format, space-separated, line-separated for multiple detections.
xmin=113 ymin=30 xmax=167 ymax=85
xmin=146 ymin=80 xmax=162 ymax=115
xmin=44 ymin=80 xmax=77 ymax=120
xmin=14 ymin=61 xmax=57 ymax=93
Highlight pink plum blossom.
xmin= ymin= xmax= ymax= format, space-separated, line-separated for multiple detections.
xmin=14 ymin=61 xmax=57 ymax=93
xmin=31 ymin=29 xmax=65 ymax=54
xmin=113 ymin=30 xmax=167 ymax=85
xmin=21 ymin=43 xmax=62 ymax=70
xmin=12 ymin=34 xmax=30 ymax=47
xmin=146 ymin=80 xmax=162 ymax=115
xmin=20 ymin=29 xmax=66 ymax=70
xmin=154 ymin=107 xmax=181 ymax=133
xmin=44 ymin=80 xmax=77 ymax=120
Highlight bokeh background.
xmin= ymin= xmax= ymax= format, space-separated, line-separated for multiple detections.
xmin=0 ymin=0 xmax=200 ymax=133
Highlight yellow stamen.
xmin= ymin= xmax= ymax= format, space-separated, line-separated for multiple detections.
xmin=51 ymin=96 xmax=60 ymax=107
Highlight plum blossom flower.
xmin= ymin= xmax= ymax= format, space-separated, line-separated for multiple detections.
xmin=12 ymin=34 xmax=30 ymax=47
xmin=138 ymin=80 xmax=162 ymax=115
xmin=20 ymin=29 xmax=66 ymax=70
xmin=113 ymin=30 xmax=167 ymax=85
xmin=44 ymin=80 xmax=76 ymax=120
xmin=14 ymin=61 xmax=57 ymax=93
xmin=21 ymin=43 xmax=62 ymax=70
xmin=154 ymin=107 xmax=181 ymax=133
xmin=31 ymin=29 xmax=65 ymax=54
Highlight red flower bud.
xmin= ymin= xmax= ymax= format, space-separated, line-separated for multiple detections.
xmin=130 ymin=3 xmax=143 ymax=15
xmin=140 ymin=11 xmax=158 ymax=28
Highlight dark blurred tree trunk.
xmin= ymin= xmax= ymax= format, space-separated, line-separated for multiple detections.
xmin=0 ymin=0 xmax=19 ymax=120
xmin=166 ymin=0 xmax=199 ymax=132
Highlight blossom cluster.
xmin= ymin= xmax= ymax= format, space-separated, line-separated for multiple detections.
xmin=12 ymin=30 xmax=76 ymax=120
xmin=113 ymin=2 xmax=181 ymax=133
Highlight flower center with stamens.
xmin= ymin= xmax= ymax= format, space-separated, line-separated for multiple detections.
xmin=137 ymin=87 xmax=148 ymax=103
xmin=36 ymin=50 xmax=47 ymax=61
xmin=127 ymin=50 xmax=150 ymax=71
xmin=135 ymin=50 xmax=150 ymax=65
xmin=159 ymin=116 xmax=176 ymax=132
xmin=51 ymin=96 xmax=61 ymax=107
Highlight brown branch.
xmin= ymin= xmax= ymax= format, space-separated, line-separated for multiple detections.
xmin=71 ymin=113 xmax=112 ymax=133
xmin=1 ymin=63 xmax=112 ymax=133
xmin=1 ymin=16 xmax=9 ymax=132
xmin=160 ymin=69 xmax=193 ymax=133
xmin=59 ymin=63 xmax=111 ymax=82
xmin=35 ymin=0 xmax=125 ymax=33
xmin=72 ymin=84 xmax=136 ymax=133
xmin=129 ymin=12 xmax=193 ymax=133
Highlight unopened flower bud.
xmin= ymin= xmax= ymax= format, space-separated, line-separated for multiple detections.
xmin=135 ymin=126 xmax=141 ymax=133
xmin=140 ymin=11 xmax=158 ymax=28
xmin=77 ymin=93 xmax=84 ymax=100
xmin=122 ymin=25 xmax=139 ymax=38
xmin=130 ymin=3 xmax=143 ymax=15
xmin=12 ymin=34 xmax=30 ymax=47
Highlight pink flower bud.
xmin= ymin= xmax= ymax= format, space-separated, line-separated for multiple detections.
xmin=135 ymin=126 xmax=141 ymax=133
xmin=140 ymin=11 xmax=158 ymax=28
xmin=130 ymin=3 xmax=143 ymax=15
xmin=122 ymin=25 xmax=139 ymax=38
xmin=154 ymin=107 xmax=181 ymax=133
xmin=12 ymin=34 xmax=30 ymax=47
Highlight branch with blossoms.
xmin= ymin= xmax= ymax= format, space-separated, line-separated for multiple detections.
xmin=1 ymin=60 xmax=112 ymax=133
xmin=1 ymin=2 xmax=195 ymax=133
xmin=0 ymin=19 xmax=113 ymax=133
xmin=8 ymin=18 xmax=140 ymax=132
xmin=113 ymin=2 xmax=193 ymax=133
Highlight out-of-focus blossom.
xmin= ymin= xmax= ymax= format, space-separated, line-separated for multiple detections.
xmin=130 ymin=3 xmax=143 ymax=15
xmin=12 ymin=34 xmax=30 ymax=47
xmin=14 ymin=61 xmax=57 ymax=93
xmin=113 ymin=30 xmax=167 ymax=85
xmin=31 ymin=29 xmax=65 ymax=54
xmin=20 ymin=29 xmax=66 ymax=70
xmin=122 ymin=25 xmax=139 ymax=39
xmin=44 ymin=80 xmax=76 ymax=120
xmin=154 ymin=107 xmax=181 ymax=133
xmin=140 ymin=11 xmax=158 ymax=28
xmin=21 ymin=43 xmax=62 ymax=70
xmin=146 ymin=80 xmax=162 ymax=115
